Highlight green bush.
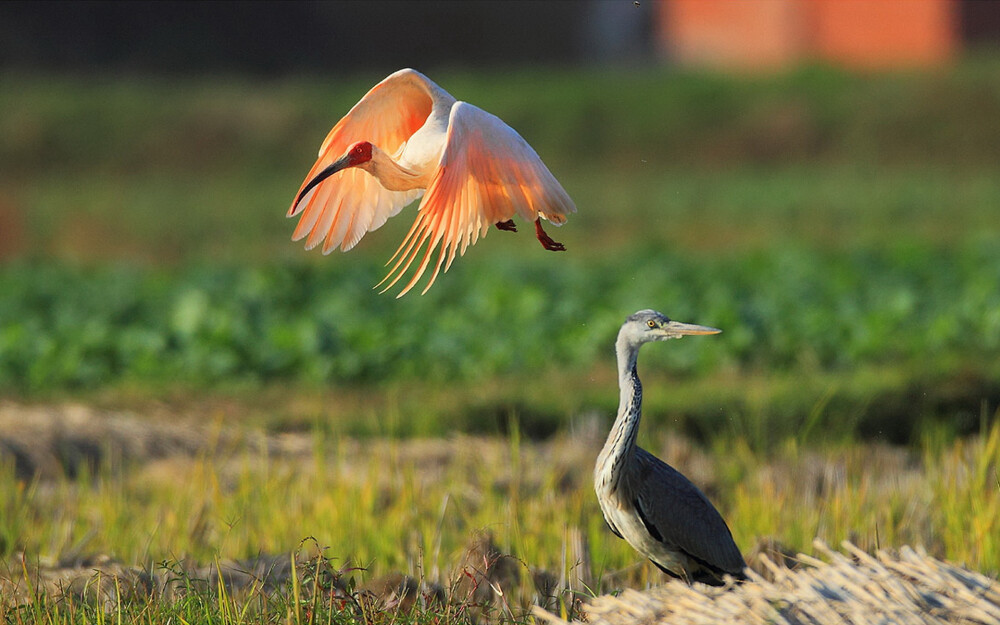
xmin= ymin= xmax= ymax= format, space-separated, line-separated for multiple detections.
xmin=2 ymin=241 xmax=998 ymax=393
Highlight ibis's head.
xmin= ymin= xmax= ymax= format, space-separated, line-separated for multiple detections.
xmin=337 ymin=141 xmax=375 ymax=169
xmin=293 ymin=141 xmax=375 ymax=209
xmin=619 ymin=309 xmax=721 ymax=347
xmin=322 ymin=141 xmax=375 ymax=178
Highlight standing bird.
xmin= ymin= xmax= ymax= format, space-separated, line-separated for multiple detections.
xmin=287 ymin=69 xmax=576 ymax=297
xmin=595 ymin=310 xmax=746 ymax=586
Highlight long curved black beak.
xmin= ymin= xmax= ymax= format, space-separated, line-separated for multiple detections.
xmin=293 ymin=153 xmax=352 ymax=208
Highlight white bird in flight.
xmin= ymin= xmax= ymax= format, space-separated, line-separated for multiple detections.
xmin=287 ymin=68 xmax=577 ymax=297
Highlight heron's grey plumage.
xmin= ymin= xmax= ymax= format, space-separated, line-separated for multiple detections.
xmin=594 ymin=310 xmax=746 ymax=586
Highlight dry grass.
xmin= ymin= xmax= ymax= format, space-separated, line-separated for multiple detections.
xmin=537 ymin=540 xmax=1000 ymax=625
xmin=0 ymin=402 xmax=998 ymax=622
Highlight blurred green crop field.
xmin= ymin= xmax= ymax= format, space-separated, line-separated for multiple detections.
xmin=3 ymin=61 xmax=1000 ymax=444
xmin=1 ymin=244 xmax=999 ymax=447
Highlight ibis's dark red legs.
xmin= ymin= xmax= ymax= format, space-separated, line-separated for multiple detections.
xmin=535 ymin=218 xmax=566 ymax=251
xmin=495 ymin=219 xmax=517 ymax=232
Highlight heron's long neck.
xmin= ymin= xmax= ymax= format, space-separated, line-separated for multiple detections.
xmin=598 ymin=336 xmax=643 ymax=491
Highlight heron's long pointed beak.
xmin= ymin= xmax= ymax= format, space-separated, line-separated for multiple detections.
xmin=665 ymin=320 xmax=722 ymax=336
xmin=292 ymin=153 xmax=353 ymax=209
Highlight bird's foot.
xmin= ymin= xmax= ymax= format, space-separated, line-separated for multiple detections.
xmin=495 ymin=219 xmax=517 ymax=232
xmin=535 ymin=218 xmax=566 ymax=251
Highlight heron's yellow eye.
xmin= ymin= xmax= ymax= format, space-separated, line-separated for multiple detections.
xmin=647 ymin=320 xmax=656 ymax=329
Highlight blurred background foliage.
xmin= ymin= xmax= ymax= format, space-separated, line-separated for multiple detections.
xmin=1 ymin=2 xmax=1000 ymax=449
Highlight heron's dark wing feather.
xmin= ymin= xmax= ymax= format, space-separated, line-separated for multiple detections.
xmin=634 ymin=498 xmax=663 ymax=541
xmin=604 ymin=517 xmax=623 ymax=539
xmin=649 ymin=559 xmax=685 ymax=581
xmin=632 ymin=448 xmax=746 ymax=577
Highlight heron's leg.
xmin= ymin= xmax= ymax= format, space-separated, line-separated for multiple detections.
xmin=495 ymin=219 xmax=517 ymax=232
xmin=534 ymin=218 xmax=566 ymax=251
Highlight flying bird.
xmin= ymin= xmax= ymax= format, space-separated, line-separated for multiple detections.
xmin=287 ymin=69 xmax=576 ymax=296
xmin=595 ymin=310 xmax=747 ymax=586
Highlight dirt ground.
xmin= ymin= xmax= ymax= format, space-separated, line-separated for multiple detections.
xmin=0 ymin=401 xmax=314 ymax=481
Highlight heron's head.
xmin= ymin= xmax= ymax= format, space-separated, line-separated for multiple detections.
xmin=620 ymin=309 xmax=721 ymax=346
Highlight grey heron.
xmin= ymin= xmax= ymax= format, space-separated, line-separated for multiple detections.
xmin=594 ymin=309 xmax=747 ymax=586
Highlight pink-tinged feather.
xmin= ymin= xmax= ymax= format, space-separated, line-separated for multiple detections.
xmin=305 ymin=188 xmax=340 ymax=250
xmin=459 ymin=179 xmax=476 ymax=257
xmin=443 ymin=178 xmax=468 ymax=272
xmin=323 ymin=195 xmax=356 ymax=255
xmin=291 ymin=187 xmax=324 ymax=239
xmin=387 ymin=213 xmax=436 ymax=295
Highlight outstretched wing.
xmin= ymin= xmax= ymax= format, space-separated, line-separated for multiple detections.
xmin=379 ymin=101 xmax=576 ymax=297
xmin=288 ymin=69 xmax=433 ymax=253
xmin=632 ymin=449 xmax=746 ymax=579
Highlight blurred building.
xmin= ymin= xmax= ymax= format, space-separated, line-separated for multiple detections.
xmin=656 ymin=0 xmax=958 ymax=70
xmin=0 ymin=0 xmax=998 ymax=75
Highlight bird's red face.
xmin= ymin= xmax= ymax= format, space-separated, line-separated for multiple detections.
xmin=345 ymin=141 xmax=373 ymax=167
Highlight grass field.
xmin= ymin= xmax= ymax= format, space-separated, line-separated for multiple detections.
xmin=2 ymin=59 xmax=1000 ymax=621
xmin=1 ymin=407 xmax=998 ymax=622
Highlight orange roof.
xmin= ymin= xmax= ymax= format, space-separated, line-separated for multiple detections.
xmin=657 ymin=0 xmax=957 ymax=70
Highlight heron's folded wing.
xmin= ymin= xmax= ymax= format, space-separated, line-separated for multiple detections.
xmin=379 ymin=101 xmax=576 ymax=297
xmin=633 ymin=449 xmax=746 ymax=577
xmin=288 ymin=69 xmax=432 ymax=253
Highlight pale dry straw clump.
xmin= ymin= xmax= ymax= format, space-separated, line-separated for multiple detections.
xmin=536 ymin=540 xmax=1000 ymax=625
